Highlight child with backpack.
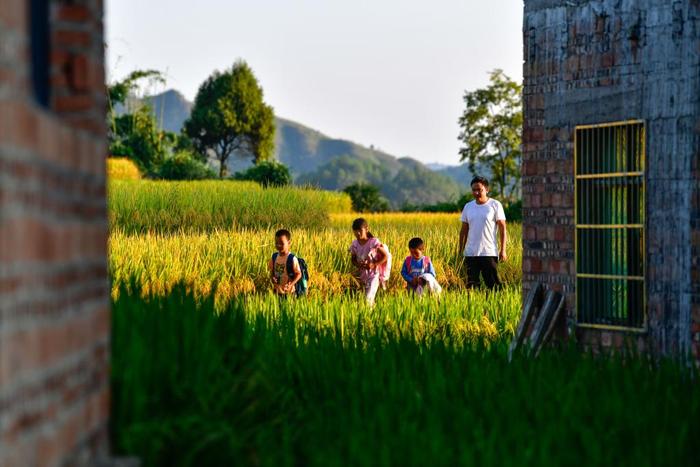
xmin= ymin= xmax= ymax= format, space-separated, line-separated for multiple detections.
xmin=401 ymin=237 xmax=442 ymax=296
xmin=349 ymin=218 xmax=392 ymax=306
xmin=269 ymin=229 xmax=309 ymax=297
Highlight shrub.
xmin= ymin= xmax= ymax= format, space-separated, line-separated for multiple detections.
xmin=232 ymin=160 xmax=291 ymax=187
xmin=503 ymin=199 xmax=523 ymax=221
xmin=156 ymin=151 xmax=217 ymax=180
xmin=343 ymin=182 xmax=390 ymax=212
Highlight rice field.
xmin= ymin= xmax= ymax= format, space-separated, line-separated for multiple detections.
xmin=109 ymin=180 xmax=699 ymax=467
xmin=108 ymin=179 xmax=353 ymax=233
xmin=109 ymin=213 xmax=522 ymax=304
xmin=111 ymin=286 xmax=700 ymax=467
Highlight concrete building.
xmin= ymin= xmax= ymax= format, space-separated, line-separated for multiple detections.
xmin=0 ymin=0 xmax=110 ymax=465
xmin=522 ymin=0 xmax=700 ymax=360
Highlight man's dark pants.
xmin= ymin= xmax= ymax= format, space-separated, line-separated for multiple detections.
xmin=464 ymin=256 xmax=501 ymax=290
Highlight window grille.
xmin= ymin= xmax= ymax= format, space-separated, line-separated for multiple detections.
xmin=574 ymin=121 xmax=645 ymax=330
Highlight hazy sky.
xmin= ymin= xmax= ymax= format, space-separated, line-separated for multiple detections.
xmin=106 ymin=0 xmax=523 ymax=166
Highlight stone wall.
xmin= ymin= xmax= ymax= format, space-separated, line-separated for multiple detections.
xmin=0 ymin=0 xmax=110 ymax=465
xmin=522 ymin=0 xmax=700 ymax=359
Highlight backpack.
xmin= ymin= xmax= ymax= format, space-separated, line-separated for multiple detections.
xmin=372 ymin=242 xmax=392 ymax=285
xmin=272 ymin=252 xmax=309 ymax=297
xmin=403 ymin=255 xmax=431 ymax=279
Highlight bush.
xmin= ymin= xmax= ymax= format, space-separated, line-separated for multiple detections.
xmin=109 ymin=106 xmax=169 ymax=173
xmin=233 ymin=160 xmax=291 ymax=187
xmin=503 ymin=199 xmax=522 ymax=221
xmin=156 ymin=151 xmax=216 ymax=180
xmin=343 ymin=182 xmax=390 ymax=213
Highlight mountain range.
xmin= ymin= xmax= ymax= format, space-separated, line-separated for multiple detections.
xmin=145 ymin=90 xmax=475 ymax=208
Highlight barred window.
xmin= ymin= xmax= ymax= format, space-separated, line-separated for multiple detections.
xmin=575 ymin=121 xmax=645 ymax=330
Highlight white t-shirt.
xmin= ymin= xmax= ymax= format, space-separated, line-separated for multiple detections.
xmin=460 ymin=198 xmax=506 ymax=257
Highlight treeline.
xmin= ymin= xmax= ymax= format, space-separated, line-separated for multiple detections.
xmin=108 ymin=63 xmax=523 ymax=214
xmin=108 ymin=63 xmax=290 ymax=186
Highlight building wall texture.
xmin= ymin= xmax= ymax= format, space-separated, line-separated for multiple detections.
xmin=0 ymin=0 xmax=110 ymax=465
xmin=523 ymin=0 xmax=700 ymax=360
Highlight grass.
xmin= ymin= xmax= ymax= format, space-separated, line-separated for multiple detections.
xmin=108 ymin=180 xmax=353 ymax=233
xmin=112 ymin=286 xmax=700 ymax=467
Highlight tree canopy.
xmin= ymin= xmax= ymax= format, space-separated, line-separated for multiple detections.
xmin=184 ymin=61 xmax=275 ymax=177
xmin=107 ymin=70 xmax=171 ymax=173
xmin=343 ymin=182 xmax=390 ymax=213
xmin=233 ymin=161 xmax=292 ymax=187
xmin=458 ymin=69 xmax=522 ymax=202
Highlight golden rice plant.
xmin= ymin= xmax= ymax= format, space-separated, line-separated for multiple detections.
xmin=110 ymin=213 xmax=522 ymax=304
xmin=107 ymin=157 xmax=142 ymax=180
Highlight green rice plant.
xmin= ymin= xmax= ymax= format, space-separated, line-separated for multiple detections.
xmin=108 ymin=180 xmax=353 ymax=233
xmin=112 ymin=285 xmax=700 ymax=467
xmin=240 ymin=285 xmax=522 ymax=345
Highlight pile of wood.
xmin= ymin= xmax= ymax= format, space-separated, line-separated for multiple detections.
xmin=508 ymin=282 xmax=566 ymax=360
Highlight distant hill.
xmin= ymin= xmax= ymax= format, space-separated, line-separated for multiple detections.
xmin=434 ymin=162 xmax=475 ymax=187
xmin=147 ymin=90 xmax=193 ymax=133
xmin=297 ymin=155 xmax=463 ymax=209
xmin=140 ymin=89 xmax=469 ymax=207
xmin=273 ymin=117 xmax=405 ymax=176
xmin=425 ymin=162 xmax=451 ymax=171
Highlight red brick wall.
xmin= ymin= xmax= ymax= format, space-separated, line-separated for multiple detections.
xmin=0 ymin=1 xmax=110 ymax=465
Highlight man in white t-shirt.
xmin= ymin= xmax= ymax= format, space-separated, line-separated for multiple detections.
xmin=458 ymin=176 xmax=507 ymax=289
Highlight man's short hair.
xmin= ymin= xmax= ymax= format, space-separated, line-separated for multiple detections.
xmin=408 ymin=237 xmax=424 ymax=249
xmin=470 ymin=176 xmax=489 ymax=188
xmin=275 ymin=229 xmax=291 ymax=240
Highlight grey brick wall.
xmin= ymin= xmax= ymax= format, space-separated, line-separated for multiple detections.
xmin=522 ymin=0 xmax=700 ymax=359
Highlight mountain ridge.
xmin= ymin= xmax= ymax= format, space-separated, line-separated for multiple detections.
xmin=144 ymin=89 xmax=471 ymax=207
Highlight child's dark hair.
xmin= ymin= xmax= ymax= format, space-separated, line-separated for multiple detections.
xmin=470 ymin=175 xmax=489 ymax=187
xmin=351 ymin=217 xmax=374 ymax=238
xmin=275 ymin=229 xmax=291 ymax=240
xmin=408 ymin=237 xmax=424 ymax=249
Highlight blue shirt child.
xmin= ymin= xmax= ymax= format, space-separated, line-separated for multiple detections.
xmin=401 ymin=255 xmax=436 ymax=290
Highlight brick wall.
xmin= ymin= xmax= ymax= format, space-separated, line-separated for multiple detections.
xmin=523 ymin=0 xmax=700 ymax=359
xmin=0 ymin=1 xmax=110 ymax=465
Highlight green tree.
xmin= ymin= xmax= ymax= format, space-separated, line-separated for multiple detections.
xmin=107 ymin=69 xmax=173 ymax=173
xmin=184 ymin=61 xmax=275 ymax=178
xmin=108 ymin=69 xmax=164 ymax=108
xmin=343 ymin=182 xmax=390 ymax=213
xmin=109 ymin=106 xmax=170 ymax=172
xmin=233 ymin=160 xmax=291 ymax=187
xmin=458 ymin=69 xmax=522 ymax=202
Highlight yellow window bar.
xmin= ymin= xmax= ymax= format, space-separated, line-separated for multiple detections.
xmin=574 ymin=121 xmax=646 ymax=330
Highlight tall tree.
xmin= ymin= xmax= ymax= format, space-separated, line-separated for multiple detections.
xmin=458 ymin=69 xmax=522 ymax=202
xmin=107 ymin=70 xmax=170 ymax=172
xmin=108 ymin=69 xmax=165 ymax=108
xmin=184 ymin=61 xmax=275 ymax=178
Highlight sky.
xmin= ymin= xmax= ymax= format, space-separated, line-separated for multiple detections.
xmin=106 ymin=0 xmax=523 ymax=166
